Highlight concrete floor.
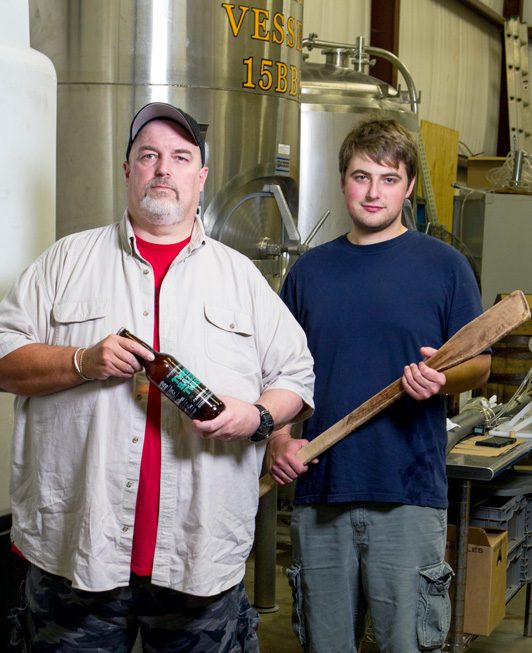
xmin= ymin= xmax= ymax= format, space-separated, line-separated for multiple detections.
xmin=245 ymin=529 xmax=532 ymax=653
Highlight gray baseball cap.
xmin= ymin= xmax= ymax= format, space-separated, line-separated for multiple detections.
xmin=126 ymin=102 xmax=205 ymax=164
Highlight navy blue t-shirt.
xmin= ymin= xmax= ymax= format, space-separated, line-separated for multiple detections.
xmin=281 ymin=230 xmax=483 ymax=509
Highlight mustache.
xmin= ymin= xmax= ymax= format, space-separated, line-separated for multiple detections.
xmin=145 ymin=177 xmax=179 ymax=195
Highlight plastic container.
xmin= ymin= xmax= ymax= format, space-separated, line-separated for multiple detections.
xmin=506 ymin=539 xmax=524 ymax=601
xmin=470 ymin=494 xmax=527 ymax=551
xmin=520 ymin=532 xmax=532 ymax=583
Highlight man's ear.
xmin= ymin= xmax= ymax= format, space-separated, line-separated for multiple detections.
xmin=406 ymin=176 xmax=416 ymax=198
xmin=198 ymin=166 xmax=209 ymax=192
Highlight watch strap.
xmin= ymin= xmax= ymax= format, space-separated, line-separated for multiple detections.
xmin=249 ymin=403 xmax=274 ymax=442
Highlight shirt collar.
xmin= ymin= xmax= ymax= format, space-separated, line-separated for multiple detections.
xmin=119 ymin=211 xmax=206 ymax=257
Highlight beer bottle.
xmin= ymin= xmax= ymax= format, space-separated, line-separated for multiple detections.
xmin=118 ymin=328 xmax=225 ymax=421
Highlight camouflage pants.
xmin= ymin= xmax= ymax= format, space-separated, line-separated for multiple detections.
xmin=8 ymin=564 xmax=260 ymax=652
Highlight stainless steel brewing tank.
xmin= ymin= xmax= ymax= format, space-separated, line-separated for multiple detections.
xmin=29 ymin=0 xmax=303 ymax=285
xmin=299 ymin=41 xmax=419 ymax=247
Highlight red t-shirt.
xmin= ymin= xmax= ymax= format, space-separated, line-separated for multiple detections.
xmin=130 ymin=234 xmax=190 ymax=575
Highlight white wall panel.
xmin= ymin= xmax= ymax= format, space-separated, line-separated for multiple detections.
xmin=478 ymin=0 xmax=504 ymax=15
xmin=399 ymin=0 xmax=501 ymax=155
xmin=302 ymin=0 xmax=370 ymax=62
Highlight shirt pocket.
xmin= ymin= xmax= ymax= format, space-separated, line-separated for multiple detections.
xmin=204 ymin=303 xmax=259 ymax=374
xmin=51 ymin=298 xmax=111 ymax=345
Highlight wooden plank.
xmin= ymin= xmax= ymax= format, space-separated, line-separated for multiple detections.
xmin=417 ymin=120 xmax=459 ymax=232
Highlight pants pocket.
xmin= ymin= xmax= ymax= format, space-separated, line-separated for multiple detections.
xmin=416 ymin=561 xmax=454 ymax=650
xmin=285 ymin=563 xmax=307 ymax=648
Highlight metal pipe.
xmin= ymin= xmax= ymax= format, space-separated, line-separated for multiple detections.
xmin=510 ymin=149 xmax=524 ymax=186
xmin=253 ymin=486 xmax=279 ymax=613
xmin=365 ymin=46 xmax=418 ymax=114
xmin=450 ymin=479 xmax=471 ymax=653
xmin=525 ymin=582 xmax=532 ymax=636
xmin=446 ymin=407 xmax=489 ymax=453
xmin=447 ymin=393 xmax=532 ymax=453
xmin=301 ymin=34 xmax=419 ymax=114
xmin=303 ymin=210 xmax=331 ymax=247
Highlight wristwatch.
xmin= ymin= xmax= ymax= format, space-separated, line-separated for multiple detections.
xmin=249 ymin=404 xmax=275 ymax=442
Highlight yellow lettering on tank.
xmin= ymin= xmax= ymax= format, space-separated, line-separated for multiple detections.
xmin=222 ymin=3 xmax=250 ymax=38
xmin=221 ymin=3 xmax=301 ymax=97
xmin=272 ymin=12 xmax=285 ymax=45
xmin=275 ymin=61 xmax=288 ymax=93
xmin=251 ymin=8 xmax=270 ymax=41
xmin=286 ymin=16 xmax=295 ymax=48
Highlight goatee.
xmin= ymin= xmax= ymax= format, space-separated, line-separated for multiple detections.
xmin=139 ymin=185 xmax=184 ymax=226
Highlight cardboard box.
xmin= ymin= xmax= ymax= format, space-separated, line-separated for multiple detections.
xmin=466 ymin=156 xmax=507 ymax=189
xmin=446 ymin=525 xmax=508 ymax=636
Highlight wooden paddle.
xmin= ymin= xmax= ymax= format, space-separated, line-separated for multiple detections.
xmin=259 ymin=289 xmax=531 ymax=497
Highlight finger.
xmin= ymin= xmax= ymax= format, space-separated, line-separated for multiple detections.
xmin=116 ymin=335 xmax=155 ymax=362
xmin=192 ymin=413 xmax=219 ymax=429
xmin=402 ymin=368 xmax=428 ymax=399
xmin=271 ymin=466 xmax=297 ymax=484
xmin=420 ymin=346 xmax=438 ymax=359
xmin=408 ymin=364 xmax=434 ymax=391
xmin=419 ymin=362 xmax=446 ymax=385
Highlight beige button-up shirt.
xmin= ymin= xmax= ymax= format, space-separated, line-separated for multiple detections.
xmin=0 ymin=214 xmax=314 ymax=594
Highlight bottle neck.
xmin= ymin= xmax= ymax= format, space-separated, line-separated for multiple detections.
xmin=117 ymin=328 xmax=156 ymax=355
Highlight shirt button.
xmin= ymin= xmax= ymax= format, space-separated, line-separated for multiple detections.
xmin=126 ymin=481 xmax=133 ymax=488
xmin=143 ymin=269 xmax=149 ymax=275
xmin=229 ymin=322 xmax=235 ymax=329
xmin=122 ymin=526 xmax=129 ymax=533
xmin=143 ymin=310 xmax=149 ymax=316
xmin=132 ymin=436 xmax=139 ymax=443
xmin=136 ymin=393 xmax=142 ymax=400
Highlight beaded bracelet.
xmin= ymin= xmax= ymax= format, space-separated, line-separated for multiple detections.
xmin=73 ymin=347 xmax=94 ymax=382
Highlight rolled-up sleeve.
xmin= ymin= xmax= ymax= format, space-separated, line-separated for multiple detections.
xmin=253 ymin=272 xmax=314 ymax=420
xmin=0 ymin=258 xmax=53 ymax=358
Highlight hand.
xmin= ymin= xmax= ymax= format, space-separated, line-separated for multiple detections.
xmin=401 ymin=346 xmax=447 ymax=400
xmin=81 ymin=333 xmax=154 ymax=380
xmin=191 ymin=395 xmax=262 ymax=441
xmin=266 ymin=434 xmax=316 ymax=485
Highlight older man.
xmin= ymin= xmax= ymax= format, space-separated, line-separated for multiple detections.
xmin=0 ymin=102 xmax=314 ymax=652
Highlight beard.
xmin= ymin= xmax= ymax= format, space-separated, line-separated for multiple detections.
xmin=138 ymin=178 xmax=184 ymax=226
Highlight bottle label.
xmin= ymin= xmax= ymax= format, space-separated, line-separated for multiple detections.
xmin=157 ymin=365 xmax=214 ymax=419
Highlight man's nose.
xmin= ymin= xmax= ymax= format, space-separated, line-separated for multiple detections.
xmin=366 ymin=179 xmax=379 ymax=199
xmin=155 ymin=154 xmax=172 ymax=176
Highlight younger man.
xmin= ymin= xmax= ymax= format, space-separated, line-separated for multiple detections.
xmin=267 ymin=118 xmax=490 ymax=653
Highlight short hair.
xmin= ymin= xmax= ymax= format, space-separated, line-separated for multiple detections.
xmin=339 ymin=117 xmax=418 ymax=183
